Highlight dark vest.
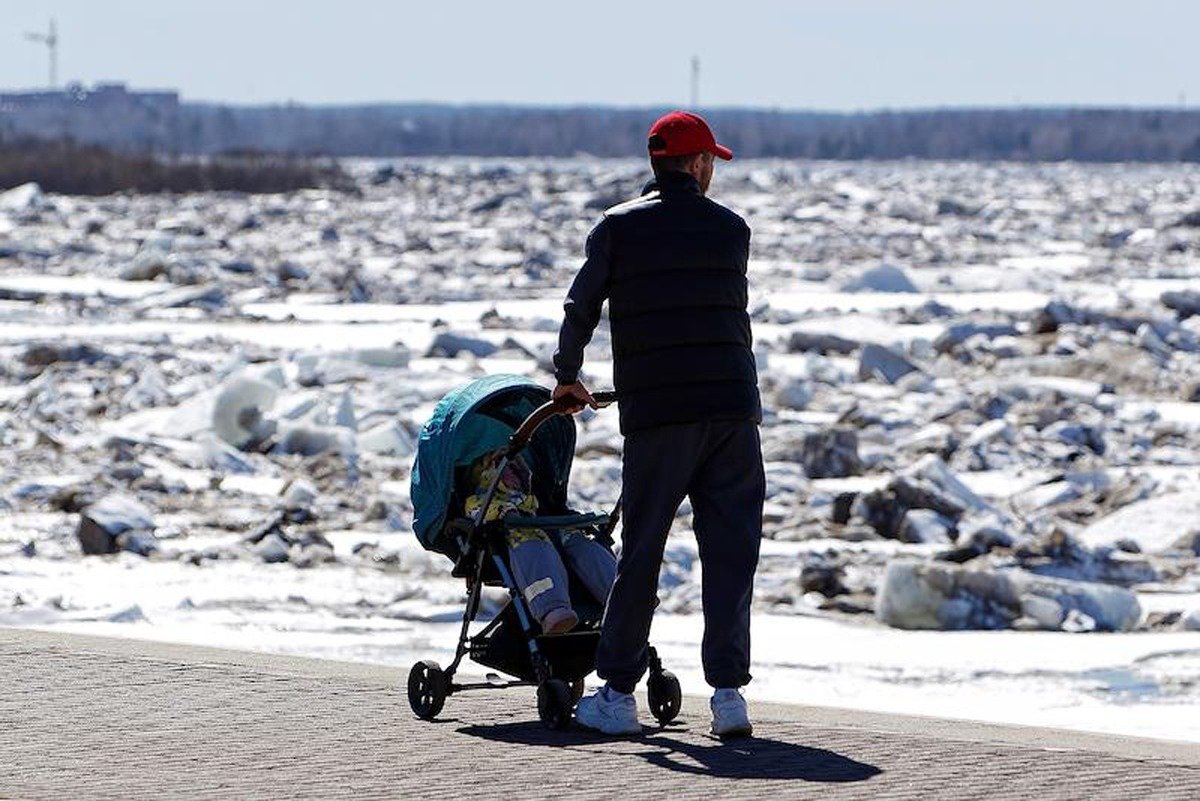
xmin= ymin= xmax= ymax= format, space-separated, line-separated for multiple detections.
xmin=605 ymin=172 xmax=762 ymax=433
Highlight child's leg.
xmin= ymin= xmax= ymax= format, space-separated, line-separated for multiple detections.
xmin=506 ymin=528 xmax=575 ymax=628
xmin=559 ymin=531 xmax=618 ymax=605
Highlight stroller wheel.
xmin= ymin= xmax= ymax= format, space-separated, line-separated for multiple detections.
xmin=647 ymin=669 xmax=682 ymax=725
xmin=407 ymin=660 xmax=448 ymax=720
xmin=537 ymin=679 xmax=574 ymax=730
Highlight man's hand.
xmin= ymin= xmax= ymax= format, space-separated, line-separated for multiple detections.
xmin=553 ymin=381 xmax=596 ymax=414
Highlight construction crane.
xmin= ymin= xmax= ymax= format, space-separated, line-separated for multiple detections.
xmin=25 ymin=18 xmax=59 ymax=89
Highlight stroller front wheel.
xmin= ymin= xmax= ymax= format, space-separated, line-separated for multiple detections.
xmin=408 ymin=660 xmax=448 ymax=720
xmin=647 ymin=669 xmax=682 ymax=725
xmin=537 ymin=679 xmax=574 ymax=730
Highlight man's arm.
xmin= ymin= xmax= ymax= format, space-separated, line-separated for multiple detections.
xmin=552 ymin=218 xmax=612 ymax=389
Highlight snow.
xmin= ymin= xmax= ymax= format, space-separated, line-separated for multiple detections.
xmin=1079 ymin=491 xmax=1200 ymax=554
xmin=3 ymin=157 xmax=1200 ymax=745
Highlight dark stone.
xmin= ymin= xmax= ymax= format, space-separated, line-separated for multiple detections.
xmin=888 ymin=476 xmax=966 ymax=519
xmin=936 ymin=198 xmax=977 ymax=216
xmin=933 ymin=322 xmax=1020 ymax=354
xmin=852 ymin=489 xmax=906 ymax=538
xmin=77 ymin=515 xmax=120 ymax=555
xmin=857 ymin=344 xmax=922 ymax=384
xmin=801 ymin=429 xmax=863 ymax=479
xmin=831 ymin=492 xmax=858 ymax=524
xmin=1162 ymin=289 xmax=1200 ymax=319
xmin=787 ymin=331 xmax=859 ymax=355
xmin=800 ymin=561 xmax=847 ymax=598
xmin=22 ymin=342 xmax=109 ymax=368
xmin=1173 ymin=209 xmax=1200 ymax=228
xmin=219 ymin=260 xmax=257 ymax=274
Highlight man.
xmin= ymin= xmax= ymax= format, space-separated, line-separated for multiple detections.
xmin=552 ymin=110 xmax=765 ymax=737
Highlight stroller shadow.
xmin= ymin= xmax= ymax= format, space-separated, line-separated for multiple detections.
xmin=457 ymin=722 xmax=882 ymax=783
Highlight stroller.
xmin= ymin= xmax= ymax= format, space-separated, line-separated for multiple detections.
xmin=407 ymin=374 xmax=682 ymax=729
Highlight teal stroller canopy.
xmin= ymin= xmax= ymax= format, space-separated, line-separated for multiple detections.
xmin=410 ymin=374 xmax=577 ymax=557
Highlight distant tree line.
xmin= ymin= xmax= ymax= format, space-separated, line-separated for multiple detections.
xmin=0 ymin=137 xmax=351 ymax=194
xmin=5 ymin=99 xmax=1200 ymax=161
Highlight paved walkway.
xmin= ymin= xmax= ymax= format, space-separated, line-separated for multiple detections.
xmin=1 ymin=628 xmax=1197 ymax=800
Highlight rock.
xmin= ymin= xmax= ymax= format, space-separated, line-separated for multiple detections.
xmin=77 ymin=494 xmax=158 ymax=556
xmin=219 ymin=259 xmax=257 ymax=275
xmin=1060 ymin=609 xmax=1097 ymax=633
xmin=858 ymin=344 xmax=922 ymax=384
xmin=346 ymin=346 xmax=411 ymax=368
xmin=1078 ymin=491 xmax=1200 ymax=554
xmin=1137 ymin=322 xmax=1173 ymax=359
xmin=889 ymin=476 xmax=967 ymax=519
xmin=212 ymin=375 xmax=280 ymax=449
xmin=854 ymin=472 xmax=970 ymax=541
xmin=908 ymin=455 xmax=992 ymax=514
xmin=0 ymin=182 xmax=44 ymax=211
xmin=120 ymin=251 xmax=169 ymax=281
xmin=875 ymin=560 xmax=1142 ymax=632
xmin=936 ymin=198 xmax=977 ymax=216
xmin=1162 ymin=289 xmax=1200 ymax=319
xmin=964 ymin=419 xmax=1013 ymax=449
xmin=1173 ymin=531 xmax=1200 ymax=556
xmin=800 ymin=559 xmax=847 ymax=598
xmin=357 ymin=420 xmax=415 ymax=457
xmin=137 ymin=283 xmax=226 ymax=310
xmin=1020 ymin=594 xmax=1064 ymax=630
xmin=933 ymin=322 xmax=1020 ymax=354
xmin=898 ymin=509 xmax=955 ymax=544
xmin=840 ymin=263 xmax=918 ymax=293
xmin=335 ymin=390 xmax=357 ymax=430
xmin=1172 ymin=210 xmax=1200 ymax=228
xmin=1042 ymin=421 xmax=1105 ymax=454
xmin=801 ymin=428 xmax=862 ymax=478
xmin=786 ymin=331 xmax=859 ymax=355
xmin=255 ymin=532 xmax=291 ymax=563
xmin=774 ymin=378 xmax=813 ymax=410
xmin=108 ymin=604 xmax=148 ymax=623
xmin=21 ymin=342 xmax=110 ymax=368
xmin=851 ymin=489 xmax=907 ymax=538
xmin=277 ymin=261 xmax=309 ymax=282
xmin=831 ymin=492 xmax=857 ymax=524
xmin=282 ymin=478 xmax=318 ymax=512
xmin=273 ymin=424 xmax=352 ymax=457
xmin=427 ymin=331 xmax=498 ymax=358
xmin=956 ymin=513 xmax=1015 ymax=553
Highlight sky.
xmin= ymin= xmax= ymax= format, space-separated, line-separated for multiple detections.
xmin=2 ymin=1 xmax=1198 ymax=110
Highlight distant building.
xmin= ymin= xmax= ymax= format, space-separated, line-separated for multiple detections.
xmin=0 ymin=83 xmax=181 ymax=150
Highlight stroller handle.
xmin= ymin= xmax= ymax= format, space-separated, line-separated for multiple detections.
xmin=505 ymin=390 xmax=618 ymax=456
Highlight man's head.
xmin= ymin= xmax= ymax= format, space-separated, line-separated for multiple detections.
xmin=647 ymin=110 xmax=732 ymax=194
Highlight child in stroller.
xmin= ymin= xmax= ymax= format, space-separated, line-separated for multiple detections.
xmin=462 ymin=449 xmax=616 ymax=635
xmin=407 ymin=375 xmax=681 ymax=730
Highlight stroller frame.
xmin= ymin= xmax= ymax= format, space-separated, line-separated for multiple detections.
xmin=407 ymin=389 xmax=682 ymax=730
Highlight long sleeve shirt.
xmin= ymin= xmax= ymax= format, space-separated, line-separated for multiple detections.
xmin=552 ymin=218 xmax=612 ymax=385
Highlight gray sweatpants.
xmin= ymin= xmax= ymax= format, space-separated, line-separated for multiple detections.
xmin=596 ymin=420 xmax=765 ymax=693
xmin=508 ymin=530 xmax=617 ymax=622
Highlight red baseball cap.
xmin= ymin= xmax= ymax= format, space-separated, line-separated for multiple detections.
xmin=647 ymin=110 xmax=734 ymax=161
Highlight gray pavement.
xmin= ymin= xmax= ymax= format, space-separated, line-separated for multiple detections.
xmin=1 ymin=627 xmax=1197 ymax=800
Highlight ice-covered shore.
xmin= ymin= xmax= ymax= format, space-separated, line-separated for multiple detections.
xmin=1 ymin=159 xmax=1199 ymax=740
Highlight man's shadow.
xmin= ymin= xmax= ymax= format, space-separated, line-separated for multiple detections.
xmin=457 ymin=722 xmax=881 ymax=783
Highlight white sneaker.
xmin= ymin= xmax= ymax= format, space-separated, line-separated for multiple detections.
xmin=710 ymin=688 xmax=753 ymax=738
xmin=574 ymin=685 xmax=641 ymax=735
